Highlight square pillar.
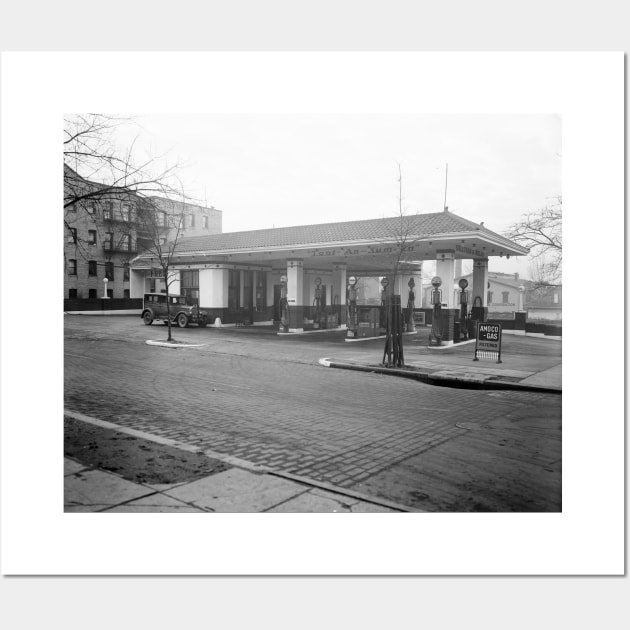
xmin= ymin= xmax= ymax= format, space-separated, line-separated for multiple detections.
xmin=130 ymin=268 xmax=145 ymax=298
xmin=266 ymin=270 xmax=274 ymax=307
xmin=472 ymin=258 xmax=489 ymax=307
xmin=436 ymin=251 xmax=455 ymax=308
xmin=199 ymin=267 xmax=228 ymax=308
xmin=286 ymin=259 xmax=304 ymax=332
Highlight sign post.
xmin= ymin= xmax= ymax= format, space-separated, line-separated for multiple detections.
xmin=474 ymin=322 xmax=503 ymax=363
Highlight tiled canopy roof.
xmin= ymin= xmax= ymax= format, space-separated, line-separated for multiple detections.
xmin=173 ymin=211 xmax=520 ymax=254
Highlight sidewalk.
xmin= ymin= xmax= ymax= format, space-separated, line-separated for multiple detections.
xmin=65 ymin=457 xmax=410 ymax=512
xmin=64 ymin=412 xmax=413 ymax=513
xmin=320 ymin=329 xmax=562 ymax=393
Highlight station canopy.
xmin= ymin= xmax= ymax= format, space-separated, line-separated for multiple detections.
xmin=132 ymin=210 xmax=528 ymax=274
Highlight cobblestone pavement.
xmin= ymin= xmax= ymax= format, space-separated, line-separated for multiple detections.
xmin=64 ymin=316 xmax=561 ymax=508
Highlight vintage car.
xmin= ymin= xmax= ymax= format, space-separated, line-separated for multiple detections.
xmin=141 ymin=293 xmax=208 ymax=328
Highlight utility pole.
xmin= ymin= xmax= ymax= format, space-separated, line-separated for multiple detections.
xmin=443 ymin=163 xmax=448 ymax=211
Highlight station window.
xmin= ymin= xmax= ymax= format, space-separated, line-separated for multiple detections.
xmin=228 ymin=269 xmax=240 ymax=311
xmin=181 ymin=270 xmax=199 ymax=304
xmin=487 ymin=291 xmax=493 ymax=304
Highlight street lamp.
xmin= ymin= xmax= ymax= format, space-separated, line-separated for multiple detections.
xmin=102 ymin=277 xmax=109 ymax=299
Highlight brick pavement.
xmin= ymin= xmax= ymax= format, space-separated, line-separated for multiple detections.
xmin=64 ymin=316 xmax=558 ymax=491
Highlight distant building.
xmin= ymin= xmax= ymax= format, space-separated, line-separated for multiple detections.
xmin=64 ymin=165 xmax=222 ymax=300
xmin=423 ymin=270 xmax=561 ymax=322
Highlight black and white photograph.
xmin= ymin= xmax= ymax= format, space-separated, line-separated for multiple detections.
xmin=1 ymin=49 xmax=623 ymax=589
xmin=62 ymin=113 xmax=563 ymax=515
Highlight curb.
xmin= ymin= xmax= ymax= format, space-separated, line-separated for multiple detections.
xmin=319 ymin=358 xmax=561 ymax=394
xmin=64 ymin=409 xmax=414 ymax=511
xmin=146 ymin=340 xmax=205 ymax=348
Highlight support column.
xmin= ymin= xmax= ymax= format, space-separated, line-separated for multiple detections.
xmin=333 ymin=263 xmax=347 ymax=326
xmin=199 ymin=267 xmax=228 ymax=326
xmin=286 ymin=259 xmax=304 ymax=332
xmin=130 ymin=269 xmax=145 ymax=298
xmin=436 ymin=251 xmax=455 ymax=308
xmin=472 ymin=258 xmax=489 ymax=307
xmin=266 ymin=271 xmax=273 ymax=308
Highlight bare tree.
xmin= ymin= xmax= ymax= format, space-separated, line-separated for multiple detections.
xmin=134 ymin=195 xmax=190 ymax=342
xmin=380 ymin=164 xmax=421 ymax=367
xmin=64 ymin=114 xmax=187 ymax=266
xmin=505 ymin=196 xmax=562 ymax=283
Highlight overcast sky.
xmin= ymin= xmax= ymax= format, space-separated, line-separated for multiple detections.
xmin=114 ymin=114 xmax=561 ymax=276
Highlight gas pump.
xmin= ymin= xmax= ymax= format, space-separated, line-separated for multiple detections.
xmin=313 ymin=276 xmax=322 ymax=329
xmin=279 ymin=274 xmax=288 ymax=332
xmin=429 ymin=276 xmax=443 ymax=346
xmin=457 ymin=278 xmax=469 ymax=341
xmin=406 ymin=278 xmax=416 ymax=333
xmin=346 ymin=275 xmax=358 ymax=338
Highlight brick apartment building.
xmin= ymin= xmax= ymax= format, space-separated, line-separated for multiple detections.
xmin=64 ymin=165 xmax=222 ymax=300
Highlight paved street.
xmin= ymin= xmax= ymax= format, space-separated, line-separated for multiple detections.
xmin=64 ymin=315 xmax=561 ymax=511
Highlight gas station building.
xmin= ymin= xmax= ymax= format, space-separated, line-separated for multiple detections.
xmin=130 ymin=210 xmax=528 ymax=339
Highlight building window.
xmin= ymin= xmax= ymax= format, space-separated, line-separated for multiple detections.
xmin=121 ymin=203 xmax=131 ymax=222
xmin=87 ymin=201 xmax=97 ymax=215
xmin=105 ymin=262 xmax=114 ymax=280
xmin=120 ymin=234 xmax=129 ymax=250
xmin=68 ymin=227 xmax=77 ymax=244
xmin=124 ymin=289 xmax=130 ymax=298
xmin=123 ymin=264 xmax=130 ymax=281
xmin=487 ymin=291 xmax=493 ymax=304
xmin=157 ymin=212 xmax=166 ymax=227
xmin=68 ymin=203 xmax=77 ymax=213
xmin=553 ymin=293 xmax=559 ymax=304
xmin=104 ymin=232 xmax=113 ymax=250
xmin=88 ymin=230 xmax=97 ymax=245
xmin=107 ymin=289 xmax=113 ymax=298
xmin=89 ymin=288 xmax=97 ymax=299
xmin=150 ymin=279 xmax=156 ymax=293
xmin=88 ymin=260 xmax=97 ymax=276
xmin=103 ymin=202 xmax=113 ymax=220
xmin=189 ymin=214 xmax=195 ymax=228
xmin=181 ymin=270 xmax=199 ymax=304
xmin=68 ymin=288 xmax=78 ymax=299
xmin=203 ymin=216 xmax=208 ymax=229
xmin=502 ymin=291 xmax=509 ymax=304
xmin=68 ymin=259 xmax=77 ymax=275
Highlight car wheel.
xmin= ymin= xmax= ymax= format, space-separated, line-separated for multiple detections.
xmin=143 ymin=311 xmax=153 ymax=325
xmin=198 ymin=315 xmax=208 ymax=328
xmin=177 ymin=313 xmax=189 ymax=328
